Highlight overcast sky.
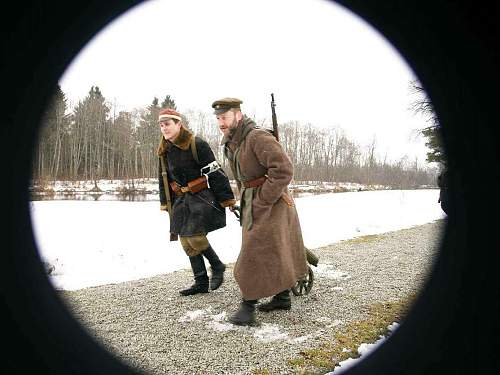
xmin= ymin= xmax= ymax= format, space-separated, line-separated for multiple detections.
xmin=59 ymin=0 xmax=431 ymax=165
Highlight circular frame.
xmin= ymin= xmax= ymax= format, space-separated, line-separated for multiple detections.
xmin=2 ymin=1 xmax=499 ymax=374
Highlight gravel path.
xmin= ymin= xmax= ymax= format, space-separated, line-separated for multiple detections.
xmin=60 ymin=220 xmax=444 ymax=375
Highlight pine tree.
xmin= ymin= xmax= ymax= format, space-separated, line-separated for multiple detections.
xmin=409 ymin=79 xmax=445 ymax=165
xmin=70 ymin=86 xmax=111 ymax=180
xmin=34 ymin=84 xmax=70 ymax=180
xmin=137 ymin=97 xmax=161 ymax=177
xmin=160 ymin=94 xmax=190 ymax=129
xmin=421 ymin=126 xmax=445 ymax=164
xmin=161 ymin=95 xmax=177 ymax=109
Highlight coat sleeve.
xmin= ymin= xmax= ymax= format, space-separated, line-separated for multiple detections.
xmin=249 ymin=130 xmax=293 ymax=206
xmin=195 ymin=137 xmax=236 ymax=206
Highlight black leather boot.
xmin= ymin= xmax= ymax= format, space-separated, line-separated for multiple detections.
xmin=229 ymin=300 xmax=258 ymax=326
xmin=258 ymin=289 xmax=291 ymax=312
xmin=179 ymin=254 xmax=209 ymax=296
xmin=202 ymin=245 xmax=226 ymax=291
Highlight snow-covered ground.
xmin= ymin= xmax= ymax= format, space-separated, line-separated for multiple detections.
xmin=30 ymin=189 xmax=444 ymax=291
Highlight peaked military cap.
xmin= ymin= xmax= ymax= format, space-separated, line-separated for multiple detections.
xmin=212 ymin=97 xmax=243 ymax=115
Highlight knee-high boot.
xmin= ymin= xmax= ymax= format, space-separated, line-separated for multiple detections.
xmin=179 ymin=254 xmax=209 ymax=296
xmin=202 ymin=245 xmax=226 ymax=290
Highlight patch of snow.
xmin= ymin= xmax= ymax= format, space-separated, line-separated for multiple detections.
xmin=388 ymin=322 xmax=400 ymax=332
xmin=210 ymin=311 xmax=227 ymax=322
xmin=205 ymin=311 xmax=237 ymax=332
xmin=290 ymin=335 xmax=311 ymax=344
xmin=327 ymin=322 xmax=398 ymax=374
xmin=207 ymin=320 xmax=236 ymax=332
xmin=329 ymin=319 xmax=342 ymax=328
xmin=329 ymin=357 xmax=358 ymax=374
xmin=178 ymin=309 xmax=209 ymax=323
xmin=357 ymin=336 xmax=385 ymax=356
xmin=253 ymin=324 xmax=289 ymax=342
xmin=315 ymin=264 xmax=350 ymax=280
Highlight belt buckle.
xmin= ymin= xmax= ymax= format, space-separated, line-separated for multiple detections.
xmin=181 ymin=186 xmax=190 ymax=193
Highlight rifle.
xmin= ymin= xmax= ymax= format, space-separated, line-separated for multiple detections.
xmin=269 ymin=94 xmax=320 ymax=268
xmin=270 ymin=93 xmax=279 ymax=142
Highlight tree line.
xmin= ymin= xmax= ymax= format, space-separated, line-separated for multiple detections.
xmin=32 ymin=85 xmax=438 ymax=188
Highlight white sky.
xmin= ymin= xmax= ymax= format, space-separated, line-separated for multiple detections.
xmin=59 ymin=0 xmax=431 ymax=164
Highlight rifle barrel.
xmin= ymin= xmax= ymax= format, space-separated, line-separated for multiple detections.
xmin=270 ymin=93 xmax=279 ymax=142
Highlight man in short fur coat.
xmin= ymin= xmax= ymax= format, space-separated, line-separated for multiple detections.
xmin=213 ymin=98 xmax=309 ymax=326
xmin=158 ymin=108 xmax=235 ymax=296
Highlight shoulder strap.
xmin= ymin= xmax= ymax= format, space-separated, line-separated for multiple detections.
xmin=240 ymin=123 xmax=256 ymax=142
xmin=190 ymin=136 xmax=199 ymax=164
xmin=159 ymin=156 xmax=172 ymax=211
xmin=159 ymin=156 xmax=178 ymax=241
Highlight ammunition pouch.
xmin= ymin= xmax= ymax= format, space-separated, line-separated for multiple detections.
xmin=187 ymin=176 xmax=208 ymax=193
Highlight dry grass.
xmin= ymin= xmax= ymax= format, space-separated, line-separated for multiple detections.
xmin=288 ymin=293 xmax=417 ymax=374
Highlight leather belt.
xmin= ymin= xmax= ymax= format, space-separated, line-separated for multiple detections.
xmin=169 ymin=182 xmax=184 ymax=196
xmin=170 ymin=176 xmax=208 ymax=196
xmin=242 ymin=175 xmax=267 ymax=188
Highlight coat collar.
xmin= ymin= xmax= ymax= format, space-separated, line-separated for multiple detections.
xmin=221 ymin=115 xmax=256 ymax=149
xmin=157 ymin=125 xmax=193 ymax=155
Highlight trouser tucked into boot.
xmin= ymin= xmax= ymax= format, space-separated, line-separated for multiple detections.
xmin=229 ymin=299 xmax=258 ymax=326
xmin=179 ymin=254 xmax=209 ymax=296
xmin=202 ymin=245 xmax=226 ymax=290
xmin=180 ymin=234 xmax=209 ymax=257
xmin=258 ymin=289 xmax=291 ymax=312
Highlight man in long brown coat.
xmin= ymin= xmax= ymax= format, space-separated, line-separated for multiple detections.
xmin=213 ymin=97 xmax=309 ymax=326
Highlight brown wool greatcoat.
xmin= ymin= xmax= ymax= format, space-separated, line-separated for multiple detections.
xmin=222 ymin=116 xmax=309 ymax=300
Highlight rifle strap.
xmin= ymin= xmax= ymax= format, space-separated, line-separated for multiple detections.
xmin=159 ymin=155 xmax=178 ymax=241
xmin=190 ymin=136 xmax=199 ymax=164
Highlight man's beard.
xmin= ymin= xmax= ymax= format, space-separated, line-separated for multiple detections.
xmin=227 ymin=118 xmax=239 ymax=136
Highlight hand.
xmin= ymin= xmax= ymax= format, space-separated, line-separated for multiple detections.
xmin=230 ymin=205 xmax=241 ymax=222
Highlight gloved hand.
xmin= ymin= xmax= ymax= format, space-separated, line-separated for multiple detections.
xmin=230 ymin=204 xmax=241 ymax=221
